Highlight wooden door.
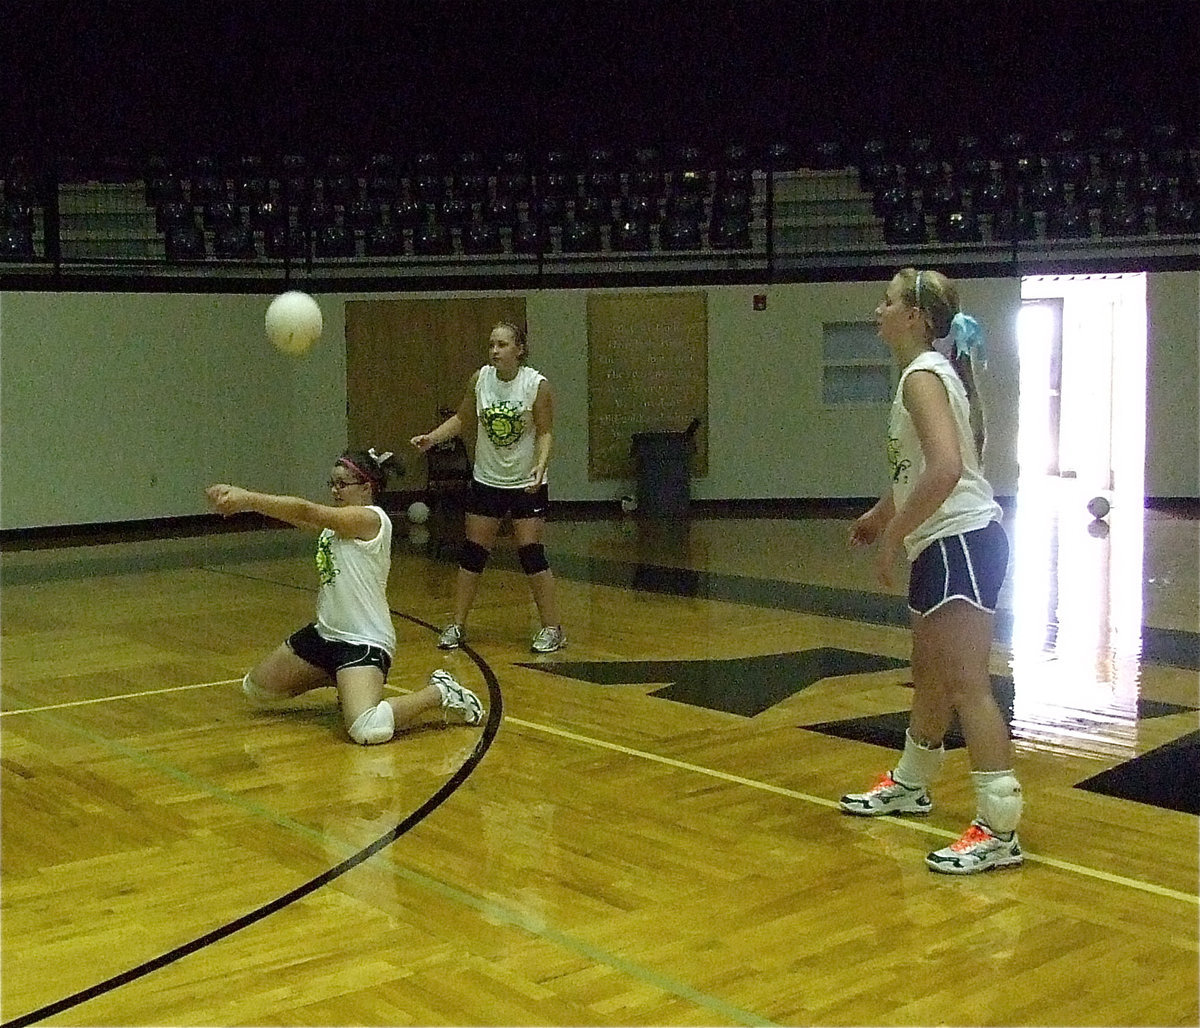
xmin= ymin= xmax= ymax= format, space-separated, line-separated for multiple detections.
xmin=345 ymin=297 xmax=527 ymax=488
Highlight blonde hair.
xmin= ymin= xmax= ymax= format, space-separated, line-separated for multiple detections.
xmin=896 ymin=267 xmax=986 ymax=462
xmin=493 ymin=321 xmax=528 ymax=361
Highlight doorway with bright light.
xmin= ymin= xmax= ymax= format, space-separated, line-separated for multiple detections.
xmin=1009 ymin=273 xmax=1148 ymax=757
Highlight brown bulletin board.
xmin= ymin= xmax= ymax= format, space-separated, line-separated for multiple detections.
xmin=587 ymin=292 xmax=708 ymax=480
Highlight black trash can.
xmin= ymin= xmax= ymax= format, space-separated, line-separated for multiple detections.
xmin=631 ymin=429 xmax=693 ymax=518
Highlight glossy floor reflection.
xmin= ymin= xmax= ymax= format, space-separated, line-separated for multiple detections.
xmin=3 ymin=485 xmax=1197 ymax=1026
xmin=537 ymin=486 xmax=1197 ymax=794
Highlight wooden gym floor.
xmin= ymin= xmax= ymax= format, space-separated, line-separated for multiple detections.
xmin=2 ymin=487 xmax=1197 ymax=1026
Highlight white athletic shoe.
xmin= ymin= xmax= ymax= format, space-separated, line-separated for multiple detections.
xmin=430 ymin=669 xmax=483 ymax=726
xmin=531 ymin=625 xmax=566 ymax=653
xmin=926 ymin=821 xmax=1023 ymax=874
xmin=840 ymin=771 xmax=932 ymax=816
xmin=437 ymin=623 xmax=464 ymax=649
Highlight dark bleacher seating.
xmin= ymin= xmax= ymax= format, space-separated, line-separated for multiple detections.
xmin=709 ymin=212 xmax=751 ymax=249
xmin=935 ymin=210 xmax=982 ymax=244
xmin=364 ymin=223 xmax=406 ymax=257
xmin=561 ymin=218 xmax=602 ymax=252
xmin=264 ymin=224 xmax=308 ymax=259
xmin=1046 ymin=204 xmax=1091 ymax=239
xmin=212 ymin=224 xmax=257 ymax=259
xmin=344 ymin=198 xmax=383 ymax=231
xmin=992 ymin=206 xmax=1037 ymax=242
xmin=413 ymin=221 xmax=453 ymax=255
xmin=0 ymin=226 xmax=35 ymax=259
xmin=512 ymin=219 xmax=550 ymax=255
xmin=660 ymin=214 xmax=702 ymax=250
xmin=315 ymin=224 xmax=357 ymax=257
xmin=462 ymin=220 xmax=504 ymax=255
xmin=611 ymin=217 xmax=651 ymax=251
xmin=165 ymin=224 xmax=206 ymax=260
xmin=882 ymin=210 xmax=927 ymax=245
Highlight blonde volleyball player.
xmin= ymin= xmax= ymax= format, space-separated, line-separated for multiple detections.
xmin=840 ymin=268 xmax=1022 ymax=874
xmin=206 ymin=448 xmax=483 ymax=744
xmin=410 ymin=321 xmax=566 ymax=654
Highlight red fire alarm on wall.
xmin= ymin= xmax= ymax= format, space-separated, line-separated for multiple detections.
xmin=753 ymin=293 xmax=767 ymax=311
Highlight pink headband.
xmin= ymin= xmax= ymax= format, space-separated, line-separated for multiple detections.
xmin=337 ymin=456 xmax=373 ymax=483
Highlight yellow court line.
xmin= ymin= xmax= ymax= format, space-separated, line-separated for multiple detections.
xmin=505 ymin=715 xmax=1200 ymax=908
xmin=6 ymin=678 xmax=1196 ymax=907
xmin=0 ymin=679 xmax=242 ymax=717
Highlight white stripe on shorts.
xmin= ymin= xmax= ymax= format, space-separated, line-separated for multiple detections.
xmin=962 ymin=535 xmax=982 ymax=603
xmin=940 ymin=538 xmax=951 ymax=598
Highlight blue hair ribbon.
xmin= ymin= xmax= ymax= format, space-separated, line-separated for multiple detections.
xmin=949 ymin=312 xmax=985 ymax=364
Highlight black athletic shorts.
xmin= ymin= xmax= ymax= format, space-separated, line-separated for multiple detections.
xmin=908 ymin=521 xmax=1009 ymax=616
xmin=465 ymin=479 xmax=549 ymax=520
xmin=286 ymin=623 xmax=392 ymax=679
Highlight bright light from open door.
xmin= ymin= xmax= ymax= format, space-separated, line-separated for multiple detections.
xmin=1010 ymin=274 xmax=1147 ymax=760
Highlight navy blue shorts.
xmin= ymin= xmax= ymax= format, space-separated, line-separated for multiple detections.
xmin=908 ymin=521 xmax=1009 ymax=616
xmin=286 ymin=624 xmax=392 ymax=679
xmin=466 ymin=479 xmax=549 ymax=520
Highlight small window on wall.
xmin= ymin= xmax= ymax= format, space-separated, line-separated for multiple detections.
xmin=822 ymin=321 xmax=894 ymax=404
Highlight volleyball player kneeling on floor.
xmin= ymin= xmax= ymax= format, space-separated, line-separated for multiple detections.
xmin=206 ymin=448 xmax=483 ymax=744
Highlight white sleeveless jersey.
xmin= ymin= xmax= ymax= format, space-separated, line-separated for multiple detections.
xmin=889 ymin=350 xmax=1002 ymax=561
xmin=314 ymin=505 xmax=396 ymax=656
xmin=472 ymin=364 xmax=547 ymax=489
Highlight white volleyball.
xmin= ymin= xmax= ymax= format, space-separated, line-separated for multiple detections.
xmin=265 ymin=291 xmax=323 ymax=355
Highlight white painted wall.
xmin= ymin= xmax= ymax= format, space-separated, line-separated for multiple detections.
xmin=0 ymin=291 xmax=346 ymax=527
xmin=1 ymin=272 xmax=1194 ymax=530
xmin=1145 ymin=272 xmax=1200 ymax=498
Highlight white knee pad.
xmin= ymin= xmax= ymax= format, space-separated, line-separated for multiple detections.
xmin=972 ymin=771 xmax=1023 ymax=834
xmin=243 ymin=673 xmax=289 ymax=706
xmin=348 ymin=700 xmax=395 ymax=745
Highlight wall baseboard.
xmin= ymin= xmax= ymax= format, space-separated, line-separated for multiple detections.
xmin=3 ymin=494 xmax=1195 ymax=552
xmin=0 ymin=513 xmax=284 ymax=552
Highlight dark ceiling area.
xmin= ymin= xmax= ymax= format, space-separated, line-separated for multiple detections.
xmin=2 ymin=1 xmax=1197 ymax=165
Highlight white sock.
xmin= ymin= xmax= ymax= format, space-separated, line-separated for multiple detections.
xmin=892 ymin=729 xmax=944 ymax=790
xmin=972 ymin=770 xmax=1023 ymax=835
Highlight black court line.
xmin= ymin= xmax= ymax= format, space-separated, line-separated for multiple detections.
xmin=2 ymin=591 xmax=502 ymax=1028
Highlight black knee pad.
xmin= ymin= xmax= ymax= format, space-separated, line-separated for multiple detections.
xmin=459 ymin=539 xmax=491 ymax=574
xmin=517 ymin=543 xmax=549 ymax=575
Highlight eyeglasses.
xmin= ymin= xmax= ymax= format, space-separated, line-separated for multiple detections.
xmin=328 ymin=477 xmax=366 ymax=490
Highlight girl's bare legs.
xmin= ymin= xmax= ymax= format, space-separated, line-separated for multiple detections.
xmin=336 ymin=664 xmax=443 ymax=732
xmin=450 ymin=513 xmax=502 ymax=626
xmin=334 ymin=665 xmax=386 ymax=732
xmin=513 ymin=515 xmax=560 ymax=627
xmin=385 ymin=683 xmax=443 ymax=726
xmin=244 ymin=644 xmax=330 ymax=700
xmin=909 ymin=601 xmax=1011 ymax=770
xmin=912 ymin=601 xmax=1024 ymax=863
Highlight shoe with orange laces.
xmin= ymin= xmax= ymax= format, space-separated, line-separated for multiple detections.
xmin=926 ymin=820 xmax=1023 ymax=874
xmin=839 ymin=771 xmax=932 ymax=817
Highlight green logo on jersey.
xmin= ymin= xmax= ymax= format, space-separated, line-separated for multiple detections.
xmin=887 ymin=435 xmax=912 ymax=484
xmin=481 ymin=401 xmax=525 ymax=449
xmin=316 ymin=533 xmax=338 ymax=586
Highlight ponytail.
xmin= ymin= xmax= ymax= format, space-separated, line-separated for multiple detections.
xmin=902 ymin=267 xmax=988 ymax=463
xmin=949 ymin=351 xmax=986 ymax=462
